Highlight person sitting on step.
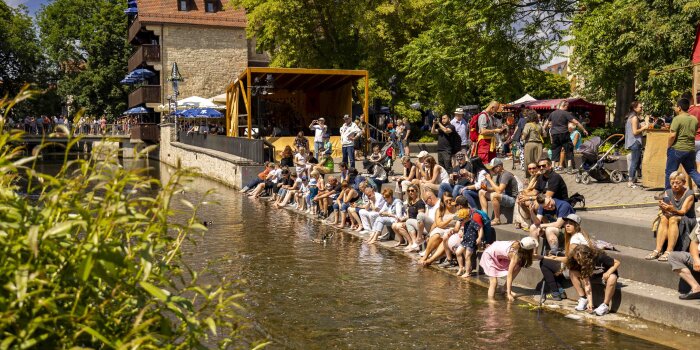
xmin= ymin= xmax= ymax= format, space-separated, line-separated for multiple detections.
xmin=567 ymin=244 xmax=620 ymax=316
xmin=647 ymin=171 xmax=696 ymax=262
xmin=668 ymin=223 xmax=700 ymax=300
xmin=367 ymin=188 xmax=403 ymax=244
xmin=478 ymin=158 xmax=519 ymax=225
xmin=529 ymin=193 xmax=575 ymax=256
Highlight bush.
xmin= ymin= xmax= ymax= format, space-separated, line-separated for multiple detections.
xmin=0 ymin=89 xmax=266 ymax=349
xmin=417 ymin=130 xmax=437 ymax=143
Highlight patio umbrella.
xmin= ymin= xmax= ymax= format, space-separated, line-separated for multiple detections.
xmin=124 ymin=106 xmax=149 ymax=115
xmin=176 ymin=96 xmax=221 ymax=108
xmin=120 ymin=78 xmax=137 ymax=85
xmin=172 ymin=109 xmax=188 ymax=117
xmin=128 ymin=68 xmax=155 ymax=79
xmin=127 ymin=0 xmax=137 ymax=7
xmin=124 ymin=7 xmax=138 ymax=14
xmin=183 ymin=108 xmax=223 ymax=118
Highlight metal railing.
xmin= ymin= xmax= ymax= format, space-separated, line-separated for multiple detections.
xmin=73 ymin=124 xmax=133 ymax=136
xmin=178 ymin=131 xmax=269 ymax=164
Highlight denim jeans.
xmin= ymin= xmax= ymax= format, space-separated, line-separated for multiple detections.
xmin=628 ymin=141 xmax=642 ymax=182
xmin=342 ymin=145 xmax=355 ymax=167
xmin=314 ymin=141 xmax=324 ymax=160
xmin=451 ymin=184 xmax=465 ymax=198
xmin=396 ymin=140 xmax=404 ymax=158
xmin=665 ymin=148 xmax=700 ymax=190
xmin=438 ymin=183 xmax=452 ymax=199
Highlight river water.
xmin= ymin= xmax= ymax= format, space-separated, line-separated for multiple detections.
xmin=163 ymin=164 xmax=668 ymax=350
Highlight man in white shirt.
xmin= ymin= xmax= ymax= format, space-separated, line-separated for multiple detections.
xmin=340 ymin=114 xmax=361 ymax=167
xmin=310 ymin=117 xmax=327 ymax=159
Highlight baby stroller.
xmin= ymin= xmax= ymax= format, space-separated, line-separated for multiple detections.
xmin=363 ymin=140 xmax=395 ymax=176
xmin=574 ymin=134 xmax=626 ymax=185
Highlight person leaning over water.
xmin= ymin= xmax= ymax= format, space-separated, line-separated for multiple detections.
xmin=392 ymin=184 xmax=425 ymax=252
xmin=481 ymin=237 xmax=539 ymax=301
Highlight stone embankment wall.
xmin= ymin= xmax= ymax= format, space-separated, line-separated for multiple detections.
xmin=159 ymin=124 xmax=262 ymax=189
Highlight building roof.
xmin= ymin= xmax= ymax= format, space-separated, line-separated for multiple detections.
xmin=136 ymin=0 xmax=246 ymax=28
xmin=234 ymin=67 xmax=368 ymax=91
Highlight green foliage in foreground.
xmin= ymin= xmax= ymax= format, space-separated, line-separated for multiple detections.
xmin=0 ymin=90 xmax=266 ymax=349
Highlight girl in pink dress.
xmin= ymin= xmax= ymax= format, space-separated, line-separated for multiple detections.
xmin=480 ymin=237 xmax=538 ymax=300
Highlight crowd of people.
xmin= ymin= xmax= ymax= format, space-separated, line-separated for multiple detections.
xmin=238 ymin=100 xmax=679 ymax=316
xmin=3 ymin=115 xmax=139 ymax=136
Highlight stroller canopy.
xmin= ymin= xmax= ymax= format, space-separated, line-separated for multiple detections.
xmin=579 ymin=136 xmax=602 ymax=156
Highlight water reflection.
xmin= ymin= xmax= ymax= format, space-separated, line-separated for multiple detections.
xmin=166 ymin=165 xmax=667 ymax=350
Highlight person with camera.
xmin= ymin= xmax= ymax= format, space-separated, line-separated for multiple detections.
xmin=309 ymin=118 xmax=327 ymax=160
xmin=431 ymin=114 xmax=456 ymax=172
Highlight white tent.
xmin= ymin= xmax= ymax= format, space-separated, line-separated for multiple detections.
xmin=177 ymin=96 xmax=223 ymax=109
xmin=509 ymin=94 xmax=536 ymax=105
xmin=209 ymin=93 xmax=227 ymax=104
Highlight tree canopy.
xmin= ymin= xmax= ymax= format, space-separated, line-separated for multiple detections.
xmin=231 ymin=0 xmax=575 ymax=114
xmin=0 ymin=2 xmax=42 ymax=98
xmin=38 ymin=0 xmax=130 ymax=119
xmin=570 ymin=0 xmax=700 ymax=122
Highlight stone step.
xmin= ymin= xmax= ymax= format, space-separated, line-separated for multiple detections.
xmin=505 ymin=260 xmax=700 ymax=335
xmin=494 ymin=224 xmax=700 ymax=291
xmin=576 ymin=211 xmax=656 ymax=251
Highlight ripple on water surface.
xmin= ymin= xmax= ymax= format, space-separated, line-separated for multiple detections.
xmin=175 ymin=176 xmax=669 ymax=350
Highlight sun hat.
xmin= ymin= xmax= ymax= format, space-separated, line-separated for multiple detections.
xmin=486 ymin=158 xmax=504 ymax=169
xmin=564 ymin=214 xmax=581 ymax=225
xmin=455 ymin=108 xmax=465 ymax=114
xmin=520 ymin=236 xmax=539 ymax=250
xmin=417 ymin=150 xmax=429 ymax=159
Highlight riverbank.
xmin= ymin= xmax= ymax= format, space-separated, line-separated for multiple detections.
xmin=265 ymin=200 xmax=696 ymax=349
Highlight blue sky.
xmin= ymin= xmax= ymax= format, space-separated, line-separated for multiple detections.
xmin=7 ymin=0 xmax=48 ymax=16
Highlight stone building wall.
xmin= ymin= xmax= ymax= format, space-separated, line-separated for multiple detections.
xmin=160 ymin=25 xmax=248 ymax=102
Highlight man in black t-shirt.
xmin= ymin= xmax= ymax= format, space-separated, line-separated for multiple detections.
xmin=534 ymin=158 xmax=568 ymax=200
xmin=549 ymin=100 xmax=588 ymax=173
xmin=431 ymin=114 xmax=456 ymax=172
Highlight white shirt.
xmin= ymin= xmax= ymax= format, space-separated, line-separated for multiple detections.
xmin=437 ymin=166 xmax=450 ymax=184
xmin=570 ymin=232 xmax=589 ymax=246
xmin=311 ymin=124 xmax=327 ymax=143
xmin=426 ymin=198 xmax=441 ymax=222
xmin=340 ymin=122 xmax=361 ymax=146
xmin=294 ymin=153 xmax=306 ymax=175
xmin=383 ymin=198 xmax=404 ymax=217
xmin=270 ymin=169 xmax=282 ymax=184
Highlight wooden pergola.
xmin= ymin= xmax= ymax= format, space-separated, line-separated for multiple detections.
xmin=225 ymin=67 xmax=369 ymax=138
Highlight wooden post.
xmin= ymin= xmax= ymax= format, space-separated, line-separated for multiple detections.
xmin=233 ymin=87 xmax=239 ymax=137
xmin=363 ymin=72 xmax=369 ymax=138
xmin=225 ymin=83 xmax=232 ymax=136
xmin=247 ymin=68 xmax=252 ymax=139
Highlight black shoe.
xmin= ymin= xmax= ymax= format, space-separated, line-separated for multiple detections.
xmin=679 ymin=291 xmax=700 ymax=300
xmin=546 ymin=292 xmax=563 ymax=301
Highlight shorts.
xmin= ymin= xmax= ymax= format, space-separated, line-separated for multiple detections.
xmin=669 ymin=251 xmax=695 ymax=272
xmin=500 ymin=194 xmax=515 ymax=207
xmin=341 ymin=202 xmax=352 ymax=212
xmin=447 ymin=234 xmax=462 ymax=253
xmin=430 ymin=227 xmax=451 ymax=238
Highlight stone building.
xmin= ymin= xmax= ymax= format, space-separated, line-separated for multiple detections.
xmin=126 ymin=0 xmax=268 ymax=110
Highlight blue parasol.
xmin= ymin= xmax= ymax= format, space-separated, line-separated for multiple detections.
xmin=183 ymin=108 xmax=223 ymax=118
xmin=124 ymin=7 xmax=138 ymax=14
xmin=124 ymin=106 xmax=150 ymax=115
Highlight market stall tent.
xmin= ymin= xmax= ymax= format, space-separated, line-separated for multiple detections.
xmin=509 ymin=94 xmax=536 ymax=105
xmin=525 ymin=98 xmax=606 ymax=127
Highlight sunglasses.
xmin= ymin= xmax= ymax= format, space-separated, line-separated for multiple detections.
xmin=538 ymin=164 xmax=548 ymax=168
xmin=527 ymin=167 xmax=537 ymax=170
xmin=408 ymin=189 xmax=416 ymax=193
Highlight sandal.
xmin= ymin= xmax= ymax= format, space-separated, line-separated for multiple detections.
xmin=658 ymin=251 xmax=670 ymax=262
xmin=645 ymin=250 xmax=661 ymax=260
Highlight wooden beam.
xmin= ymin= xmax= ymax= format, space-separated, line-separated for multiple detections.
xmin=233 ymin=87 xmax=240 ymax=137
xmin=296 ymin=74 xmax=322 ymax=90
xmin=277 ymin=74 xmax=303 ymax=90
xmin=248 ymin=67 xmax=368 ymax=77
xmin=246 ymin=68 xmax=252 ymax=139
xmin=326 ymin=76 xmax=355 ymax=91
xmin=306 ymin=74 xmax=337 ymax=90
xmin=364 ymin=72 xmax=369 ymax=141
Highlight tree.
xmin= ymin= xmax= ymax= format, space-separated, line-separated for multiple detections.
xmin=570 ymin=0 xmax=700 ymax=124
xmin=0 ymin=2 xmax=42 ymax=98
xmin=520 ymin=69 xmax=571 ymax=100
xmin=38 ymin=0 xmax=130 ymax=120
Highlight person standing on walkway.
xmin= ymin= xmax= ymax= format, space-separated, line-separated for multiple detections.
xmin=340 ymin=114 xmax=361 ymax=167
xmin=625 ymin=101 xmax=646 ymax=188
xmin=451 ymin=108 xmax=469 ymax=158
xmin=686 ymin=92 xmax=700 ymax=171
xmin=474 ymin=101 xmax=502 ymax=164
xmin=520 ymin=110 xmax=545 ymax=178
xmin=309 ymin=118 xmax=327 ymax=160
xmin=549 ymin=100 xmax=588 ymax=172
xmin=431 ymin=114 xmax=456 ymax=172
xmin=664 ymin=98 xmax=700 ymax=191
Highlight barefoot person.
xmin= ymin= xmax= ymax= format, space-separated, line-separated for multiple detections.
xmin=480 ymin=237 xmax=538 ymax=300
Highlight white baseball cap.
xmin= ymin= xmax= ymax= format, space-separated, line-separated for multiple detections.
xmin=520 ymin=237 xmax=539 ymax=250
xmin=417 ymin=151 xmax=429 ymax=159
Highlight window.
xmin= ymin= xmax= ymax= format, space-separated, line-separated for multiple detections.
xmin=178 ymin=0 xmax=189 ymax=11
xmin=205 ymin=0 xmax=218 ymax=12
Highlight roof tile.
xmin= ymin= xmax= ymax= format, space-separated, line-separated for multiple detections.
xmin=136 ymin=0 xmax=247 ymax=28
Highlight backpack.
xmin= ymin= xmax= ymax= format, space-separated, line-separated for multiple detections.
xmin=469 ymin=112 xmax=485 ymax=143
xmin=472 ymin=208 xmax=495 ymax=244
xmin=567 ymin=192 xmax=586 ymax=208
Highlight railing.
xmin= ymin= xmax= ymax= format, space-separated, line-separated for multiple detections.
xmin=128 ymin=85 xmax=161 ymax=107
xmin=128 ymin=44 xmax=161 ymax=71
xmin=74 ymin=124 xmax=132 ymax=136
xmin=128 ymin=18 xmax=142 ymax=43
xmin=131 ymin=123 xmax=159 ymax=142
xmin=178 ymin=131 xmax=268 ymax=164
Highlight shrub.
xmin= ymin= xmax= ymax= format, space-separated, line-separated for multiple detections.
xmin=0 ymin=89 xmax=266 ymax=349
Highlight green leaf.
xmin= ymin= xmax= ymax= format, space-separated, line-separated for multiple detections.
xmin=140 ymin=281 xmax=170 ymax=301
xmin=80 ymin=326 xmax=115 ymax=349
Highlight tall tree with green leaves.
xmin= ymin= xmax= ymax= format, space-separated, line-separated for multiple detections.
xmin=0 ymin=1 xmax=42 ymax=98
xmin=570 ymin=0 xmax=700 ymax=124
xmin=38 ymin=0 xmax=130 ymax=119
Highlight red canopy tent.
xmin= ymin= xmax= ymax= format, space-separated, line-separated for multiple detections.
xmin=523 ymin=98 xmax=606 ymax=127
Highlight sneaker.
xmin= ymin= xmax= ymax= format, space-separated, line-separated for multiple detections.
xmin=594 ymin=303 xmax=609 ymax=316
xmin=566 ymin=167 xmax=575 ymax=174
xmin=241 ymin=186 xmax=250 ymax=192
xmin=575 ymin=297 xmax=588 ymax=311
xmin=546 ymin=292 xmax=562 ymax=301
xmin=554 ymin=166 xmax=563 ymax=172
